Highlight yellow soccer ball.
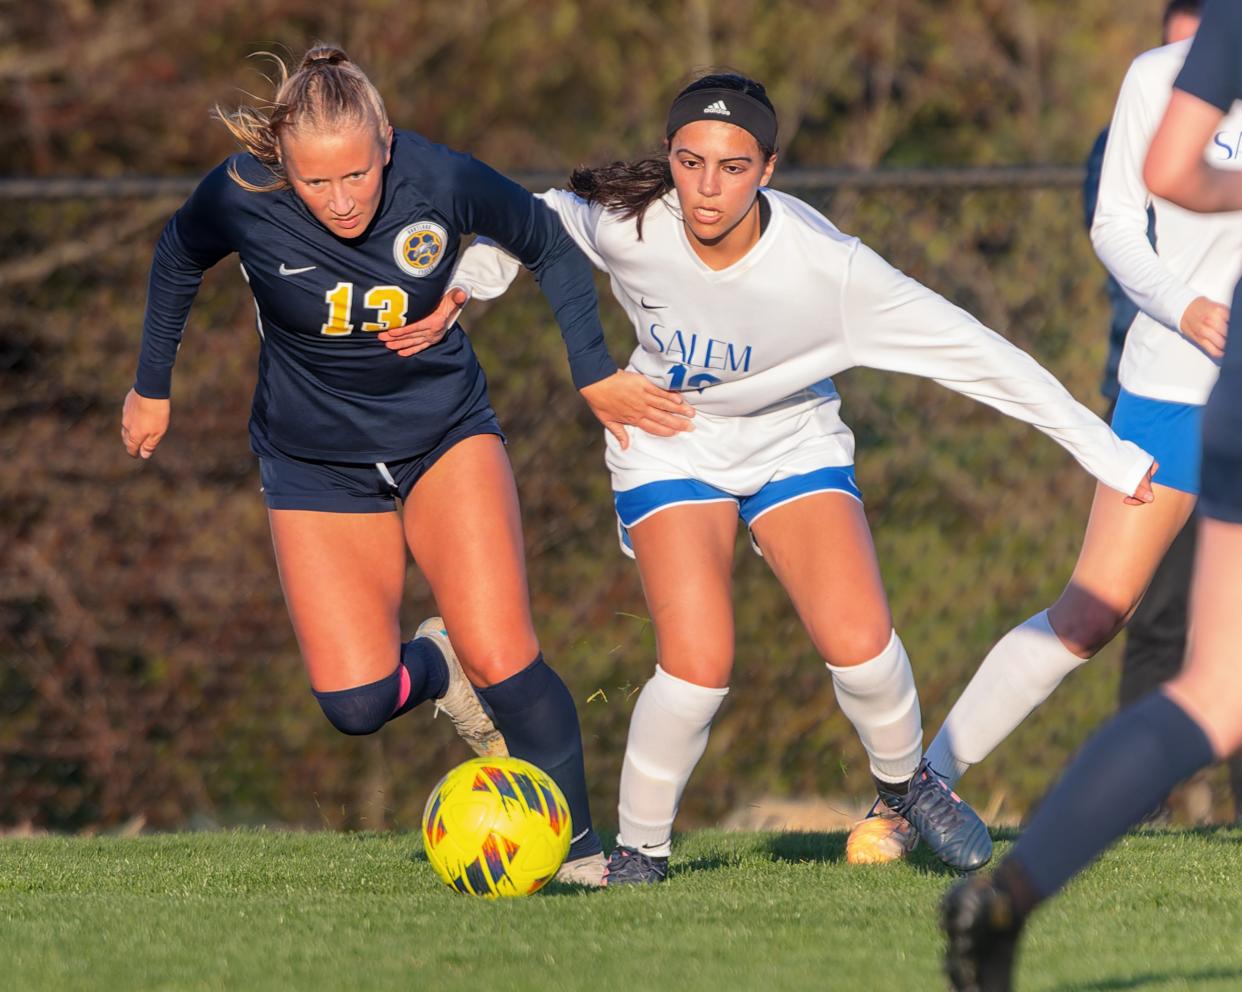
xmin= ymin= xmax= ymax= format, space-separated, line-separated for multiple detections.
xmin=422 ymin=756 xmax=572 ymax=897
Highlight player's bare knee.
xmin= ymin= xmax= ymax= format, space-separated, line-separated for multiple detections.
xmin=450 ymin=629 xmax=541 ymax=687
xmin=816 ymin=625 xmax=893 ymax=668
xmin=655 ymin=644 xmax=733 ymax=688
xmin=455 ymin=646 xmax=541 ymax=688
xmin=1049 ymin=597 xmax=1126 ymax=657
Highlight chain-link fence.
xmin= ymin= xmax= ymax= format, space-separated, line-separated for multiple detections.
xmin=1 ymin=169 xmax=1232 ymax=836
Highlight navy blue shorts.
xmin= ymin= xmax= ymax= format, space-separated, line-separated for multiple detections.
xmin=1200 ymin=281 xmax=1242 ymax=523
xmin=254 ymin=405 xmax=505 ymax=513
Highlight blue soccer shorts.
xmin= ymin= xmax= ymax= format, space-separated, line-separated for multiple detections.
xmin=1110 ymin=388 xmax=1203 ymax=495
xmin=612 ymin=465 xmax=862 ymax=558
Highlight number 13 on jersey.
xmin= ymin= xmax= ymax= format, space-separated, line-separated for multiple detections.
xmin=321 ymin=283 xmax=409 ymax=336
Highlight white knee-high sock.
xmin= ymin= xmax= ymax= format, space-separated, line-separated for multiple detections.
xmin=924 ymin=610 xmax=1087 ymax=788
xmin=616 ymin=665 xmax=728 ymax=857
xmin=826 ymin=631 xmax=923 ymax=786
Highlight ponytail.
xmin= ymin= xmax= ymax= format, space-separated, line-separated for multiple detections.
xmin=212 ymin=44 xmax=389 ymax=192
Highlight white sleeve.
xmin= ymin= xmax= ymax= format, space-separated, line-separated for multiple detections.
xmin=840 ymin=242 xmax=1154 ymax=496
xmin=532 ymin=188 xmax=609 ymax=270
xmin=446 ymin=237 xmax=523 ymax=302
xmin=1090 ymin=57 xmax=1199 ymax=332
xmin=447 ymin=188 xmax=608 ymax=301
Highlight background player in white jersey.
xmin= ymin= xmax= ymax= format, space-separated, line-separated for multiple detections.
xmin=913 ymin=24 xmax=1242 ymax=849
xmin=944 ymin=2 xmax=1242 ymax=986
xmin=393 ymin=72 xmax=1155 ymax=882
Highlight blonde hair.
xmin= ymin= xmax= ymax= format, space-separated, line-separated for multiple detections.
xmin=212 ymin=44 xmax=390 ymax=192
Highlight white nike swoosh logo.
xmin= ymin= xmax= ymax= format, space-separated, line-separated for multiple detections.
xmin=279 ymin=263 xmax=317 ymax=276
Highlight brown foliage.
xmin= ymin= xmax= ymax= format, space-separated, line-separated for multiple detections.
xmin=10 ymin=0 xmax=1231 ymax=832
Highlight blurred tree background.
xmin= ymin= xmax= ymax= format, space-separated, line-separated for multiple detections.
xmin=5 ymin=0 xmax=1229 ymax=834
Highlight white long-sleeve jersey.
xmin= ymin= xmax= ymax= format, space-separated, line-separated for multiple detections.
xmin=1091 ymin=39 xmax=1242 ymax=405
xmin=452 ymin=187 xmax=1152 ymax=497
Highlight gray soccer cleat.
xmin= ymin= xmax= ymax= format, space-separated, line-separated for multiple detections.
xmin=602 ymin=845 xmax=669 ymax=886
xmin=879 ymin=757 xmax=992 ymax=873
xmin=417 ymin=617 xmax=508 ymax=757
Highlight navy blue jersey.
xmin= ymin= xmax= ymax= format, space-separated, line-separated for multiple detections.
xmin=1175 ymin=0 xmax=1242 ymax=111
xmin=136 ymin=129 xmax=616 ymax=461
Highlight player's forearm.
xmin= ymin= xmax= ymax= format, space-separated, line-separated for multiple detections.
xmin=933 ymin=360 xmax=1153 ymax=497
xmin=1147 ymin=160 xmax=1242 ymax=213
xmin=911 ymin=321 xmax=1153 ymax=495
xmin=531 ymin=241 xmax=617 ymax=390
xmin=134 ymin=226 xmax=207 ymax=398
xmin=1090 ymin=212 xmax=1197 ymax=332
xmin=846 ymin=258 xmax=1152 ymax=495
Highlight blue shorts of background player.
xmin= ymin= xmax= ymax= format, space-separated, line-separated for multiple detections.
xmin=1110 ymin=388 xmax=1202 ymax=494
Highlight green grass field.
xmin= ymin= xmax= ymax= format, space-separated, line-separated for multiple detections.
xmin=2 ymin=828 xmax=1240 ymax=991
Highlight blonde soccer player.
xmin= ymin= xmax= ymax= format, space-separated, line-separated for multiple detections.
xmin=122 ymin=43 xmax=690 ymax=885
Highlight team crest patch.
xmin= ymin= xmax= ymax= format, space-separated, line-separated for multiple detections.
xmin=393 ymin=221 xmax=447 ymax=278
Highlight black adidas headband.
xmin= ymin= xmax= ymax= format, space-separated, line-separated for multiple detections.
xmin=665 ymin=87 xmax=778 ymax=152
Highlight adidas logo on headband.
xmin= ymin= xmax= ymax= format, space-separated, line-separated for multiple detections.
xmin=703 ymin=99 xmax=731 ymax=116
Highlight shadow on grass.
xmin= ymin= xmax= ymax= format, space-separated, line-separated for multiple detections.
xmin=1051 ymin=967 xmax=1242 ymax=991
xmin=408 ymin=826 xmax=1030 ymax=893
xmin=763 ymin=831 xmax=847 ymax=865
xmin=607 ymin=828 xmax=1021 ymax=882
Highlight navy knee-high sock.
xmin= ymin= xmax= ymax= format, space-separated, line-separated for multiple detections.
xmin=391 ymin=636 xmax=450 ymax=718
xmin=477 ymin=655 xmax=601 ymax=859
xmin=1001 ymin=691 xmax=1214 ymax=913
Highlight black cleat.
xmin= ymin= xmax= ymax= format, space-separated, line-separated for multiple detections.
xmin=602 ymin=845 xmax=669 ymax=886
xmin=880 ymin=758 xmax=992 ymax=872
xmin=942 ymin=875 xmax=1023 ymax=992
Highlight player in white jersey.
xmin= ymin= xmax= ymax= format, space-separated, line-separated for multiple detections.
xmin=911 ymin=35 xmax=1242 ymax=863
xmin=386 ymin=72 xmax=1155 ymax=881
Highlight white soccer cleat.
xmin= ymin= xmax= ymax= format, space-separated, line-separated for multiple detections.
xmin=846 ymin=797 xmax=919 ymax=865
xmin=554 ymin=851 xmax=607 ymax=887
xmin=418 ymin=617 xmax=509 ymax=758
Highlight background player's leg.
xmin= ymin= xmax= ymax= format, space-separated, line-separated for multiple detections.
xmin=269 ymin=509 xmax=451 ymax=734
xmin=1116 ymin=516 xmax=1196 ymax=822
xmin=926 ymin=481 xmax=1195 ymax=787
xmin=1117 ymin=516 xmax=1196 ymax=709
xmin=610 ymin=502 xmax=738 ymax=875
xmin=401 ymin=434 xmax=601 ymax=869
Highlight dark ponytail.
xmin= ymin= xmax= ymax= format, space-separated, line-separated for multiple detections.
xmin=569 ymin=71 xmax=776 ymax=237
xmin=568 ymin=156 xmax=673 ymax=237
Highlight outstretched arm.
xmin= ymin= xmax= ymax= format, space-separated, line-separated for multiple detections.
xmin=841 ymin=242 xmax=1155 ymax=501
